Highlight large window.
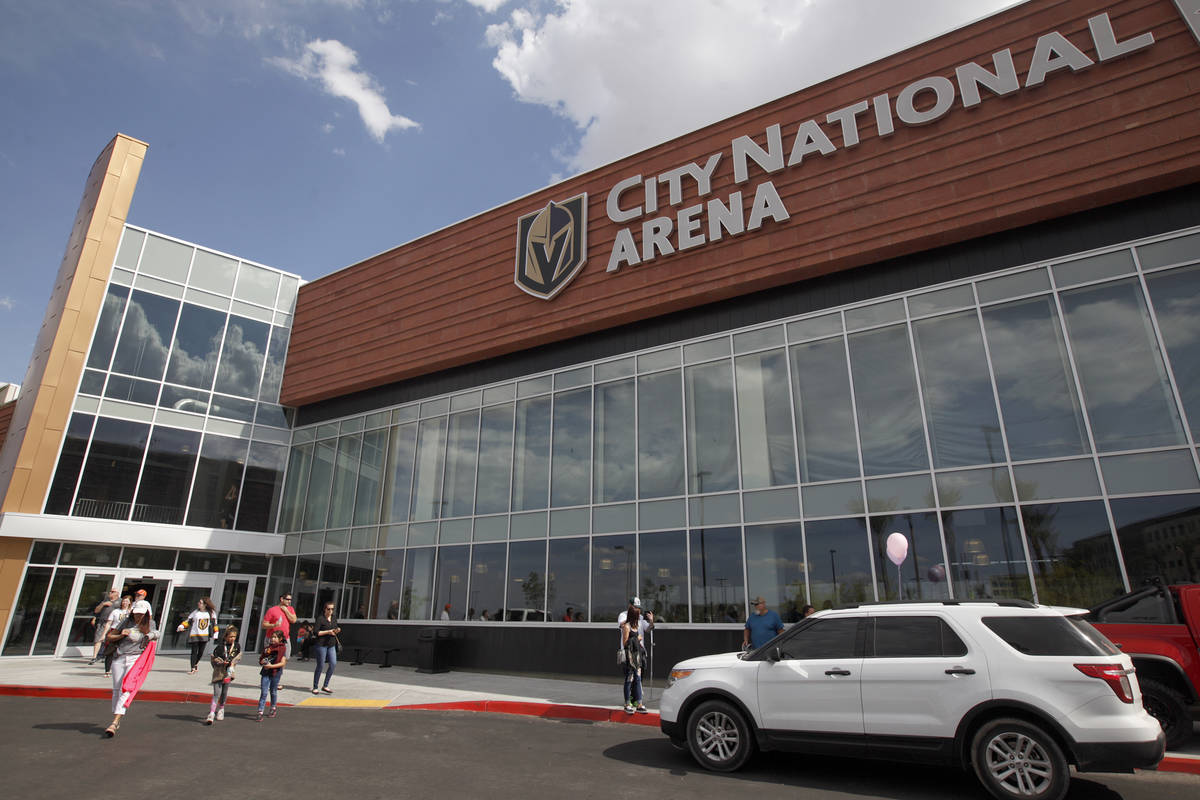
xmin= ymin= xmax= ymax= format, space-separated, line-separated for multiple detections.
xmin=74 ymin=417 xmax=149 ymax=520
xmin=790 ymin=337 xmax=859 ymax=482
xmin=639 ymin=370 xmax=685 ymax=498
xmin=736 ymin=349 xmax=796 ymax=488
xmin=133 ymin=426 xmax=200 ymax=524
xmin=849 ymin=325 xmax=928 ymax=476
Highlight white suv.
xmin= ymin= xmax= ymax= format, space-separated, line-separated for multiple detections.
xmin=659 ymin=601 xmax=1165 ymax=800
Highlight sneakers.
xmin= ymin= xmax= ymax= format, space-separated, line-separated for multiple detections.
xmin=215 ymin=708 xmax=224 ymax=722
xmin=311 ymin=689 xmax=319 ymax=695
xmin=321 ymin=687 xmax=333 ymax=694
xmin=623 ymin=703 xmax=634 ymax=714
xmin=636 ymin=705 xmax=648 ymax=714
xmin=255 ymin=711 xmax=263 ymax=722
xmin=267 ymin=706 xmax=278 ymax=718
xmin=204 ymin=712 xmax=214 ymax=725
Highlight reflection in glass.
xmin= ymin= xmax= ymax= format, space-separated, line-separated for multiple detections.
xmin=1022 ymin=501 xmax=1124 ymax=608
xmin=506 ymin=540 xmax=547 ymax=620
xmin=475 ymin=404 xmax=513 ymax=515
xmin=736 ymin=350 xmax=796 ymax=488
xmin=1110 ymin=494 xmax=1200 ymax=586
xmin=689 ymin=527 xmax=744 ymax=623
xmin=133 ymin=426 xmax=200 ymax=524
xmin=745 ymin=523 xmax=806 ymax=621
xmin=639 ymin=369 xmax=685 ymax=498
xmin=849 ymin=325 xmax=928 ymax=476
xmin=371 ymin=549 xmax=405 ymax=619
xmin=400 ymin=547 xmax=435 ymax=620
xmin=166 ymin=303 xmax=225 ymax=389
xmin=869 ymin=513 xmax=948 ymax=601
xmin=594 ymin=380 xmax=635 ymax=502
xmin=33 ymin=569 xmax=75 ymax=655
xmin=74 ymin=417 xmax=149 ymax=520
xmin=685 ymin=361 xmax=738 ymax=494
xmin=468 ymin=543 xmax=506 ymax=621
xmin=638 ymin=531 xmax=687 ymax=622
xmin=317 ymin=552 xmax=347 ymax=613
xmin=433 ymin=545 xmax=469 ymax=621
xmin=214 ymin=316 xmax=270 ymax=398
xmin=512 ymin=397 xmax=550 ymax=511
xmin=278 ymin=443 xmax=313 ymax=533
xmin=551 ymin=389 xmax=591 ymax=507
xmin=443 ymin=411 xmax=480 ymax=518
xmin=112 ymin=290 xmax=179 ymax=381
xmin=982 ymin=297 xmax=1087 ymax=461
xmin=294 ymin=557 xmax=319 ymax=618
xmin=3 ymin=567 xmax=52 ymax=655
xmin=86 ymin=285 xmax=130 ymax=370
xmin=1060 ymin=279 xmax=1185 ymax=451
xmin=353 ymin=429 xmax=387 ymax=526
xmin=790 ymin=338 xmax=859 ymax=482
xmin=548 ymin=537 xmax=589 ymax=621
xmin=186 ymin=434 xmax=247 ymax=529
xmin=238 ymin=441 xmax=287 ymax=533
xmin=941 ymin=507 xmax=1031 ymax=600
xmin=327 ymin=435 xmax=362 ymax=529
xmin=411 ymin=418 xmax=447 ymax=520
xmin=913 ymin=311 xmax=1003 ymax=467
xmin=592 ymin=534 xmax=636 ymax=622
xmin=1146 ymin=266 xmax=1200 ymax=438
xmin=45 ymin=413 xmax=94 ymax=516
xmin=258 ymin=326 xmax=290 ymax=404
xmin=804 ymin=517 xmax=872 ymax=609
xmin=104 ymin=375 xmax=160 ymax=405
xmin=381 ymin=423 xmax=417 ymax=523
xmin=301 ymin=441 xmax=335 ymax=531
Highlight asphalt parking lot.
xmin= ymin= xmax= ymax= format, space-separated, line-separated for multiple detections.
xmin=4 ymin=697 xmax=1197 ymax=800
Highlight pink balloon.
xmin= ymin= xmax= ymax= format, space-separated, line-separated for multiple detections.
xmin=886 ymin=532 xmax=908 ymax=566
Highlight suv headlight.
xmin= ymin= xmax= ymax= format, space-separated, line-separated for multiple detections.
xmin=667 ymin=669 xmax=693 ymax=687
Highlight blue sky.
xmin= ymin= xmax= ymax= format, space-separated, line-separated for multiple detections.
xmin=0 ymin=0 xmax=1016 ymax=387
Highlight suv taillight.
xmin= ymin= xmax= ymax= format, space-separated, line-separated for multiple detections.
xmin=1074 ymin=663 xmax=1134 ymax=703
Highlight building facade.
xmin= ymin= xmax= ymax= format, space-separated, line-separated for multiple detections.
xmin=2 ymin=0 xmax=1200 ymax=674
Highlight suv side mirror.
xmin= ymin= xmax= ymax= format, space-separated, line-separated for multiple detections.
xmin=768 ymin=646 xmax=782 ymax=663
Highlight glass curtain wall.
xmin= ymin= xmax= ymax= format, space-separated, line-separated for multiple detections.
xmin=279 ymin=227 xmax=1200 ymax=620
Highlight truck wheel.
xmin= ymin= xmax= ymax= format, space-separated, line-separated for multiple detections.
xmin=971 ymin=717 xmax=1068 ymax=800
xmin=1140 ymin=679 xmax=1192 ymax=750
xmin=686 ymin=699 xmax=754 ymax=772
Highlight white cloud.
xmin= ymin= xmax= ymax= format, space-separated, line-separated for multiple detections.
xmin=0 ymin=297 xmax=14 ymax=311
xmin=272 ymin=39 xmax=419 ymax=143
xmin=322 ymin=122 xmax=335 ymax=133
xmin=465 ymin=0 xmax=510 ymax=12
xmin=333 ymin=147 xmax=347 ymax=157
xmin=485 ymin=0 xmax=1016 ymax=174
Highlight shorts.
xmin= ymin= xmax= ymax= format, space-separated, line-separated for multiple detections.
xmin=93 ymin=624 xmax=107 ymax=644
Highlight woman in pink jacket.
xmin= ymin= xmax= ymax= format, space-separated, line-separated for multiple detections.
xmin=103 ymin=599 xmax=158 ymax=737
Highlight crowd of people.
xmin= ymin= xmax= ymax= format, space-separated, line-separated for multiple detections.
xmin=90 ymin=583 xmax=806 ymax=736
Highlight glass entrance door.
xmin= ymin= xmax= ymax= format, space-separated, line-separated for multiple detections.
xmin=60 ymin=572 xmax=117 ymax=658
xmin=216 ymin=579 xmax=252 ymax=643
xmin=160 ymin=578 xmax=218 ymax=653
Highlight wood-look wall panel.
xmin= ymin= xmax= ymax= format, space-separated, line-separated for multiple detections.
xmin=282 ymin=0 xmax=1199 ymax=407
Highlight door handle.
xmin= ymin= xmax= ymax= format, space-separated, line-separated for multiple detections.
xmin=825 ymin=668 xmax=852 ymax=676
xmin=945 ymin=667 xmax=976 ymax=675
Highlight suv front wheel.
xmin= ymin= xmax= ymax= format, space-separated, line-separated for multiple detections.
xmin=971 ymin=717 xmax=1069 ymax=800
xmin=686 ymin=699 xmax=754 ymax=772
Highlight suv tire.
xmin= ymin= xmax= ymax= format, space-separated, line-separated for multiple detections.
xmin=1139 ymin=678 xmax=1191 ymax=750
xmin=686 ymin=699 xmax=754 ymax=772
xmin=971 ymin=717 xmax=1068 ymax=800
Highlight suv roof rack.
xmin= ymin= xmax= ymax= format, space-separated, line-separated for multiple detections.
xmin=835 ymin=599 xmax=1037 ymax=610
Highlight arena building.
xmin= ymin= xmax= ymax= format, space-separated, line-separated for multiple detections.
xmin=2 ymin=0 xmax=1199 ymax=674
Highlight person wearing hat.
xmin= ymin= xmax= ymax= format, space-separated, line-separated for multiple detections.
xmin=743 ymin=595 xmax=784 ymax=651
xmin=103 ymin=598 xmax=158 ymax=736
xmin=617 ymin=597 xmax=653 ymax=713
xmin=440 ymin=602 xmax=452 ymax=621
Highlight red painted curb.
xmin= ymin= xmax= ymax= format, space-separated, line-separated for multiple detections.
xmin=382 ymin=699 xmax=660 ymax=726
xmin=1156 ymin=757 xmax=1200 ymax=776
xmin=0 ymin=685 xmax=270 ymax=707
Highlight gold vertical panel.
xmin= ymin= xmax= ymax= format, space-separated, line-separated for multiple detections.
xmin=0 ymin=134 xmax=148 ymax=514
xmin=0 ymin=537 xmax=33 ymax=644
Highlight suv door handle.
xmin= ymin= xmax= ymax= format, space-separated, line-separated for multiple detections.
xmin=825 ymin=669 xmax=852 ymax=676
xmin=945 ymin=667 xmax=976 ymax=675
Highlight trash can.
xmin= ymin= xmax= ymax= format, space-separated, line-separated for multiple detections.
xmin=416 ymin=627 xmax=451 ymax=673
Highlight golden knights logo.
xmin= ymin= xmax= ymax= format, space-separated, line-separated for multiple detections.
xmin=514 ymin=193 xmax=587 ymax=300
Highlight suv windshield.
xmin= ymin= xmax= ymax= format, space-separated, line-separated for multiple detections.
xmin=983 ymin=615 xmax=1119 ymax=656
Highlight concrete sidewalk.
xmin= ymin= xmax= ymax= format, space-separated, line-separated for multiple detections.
xmin=0 ymin=652 xmax=660 ymax=724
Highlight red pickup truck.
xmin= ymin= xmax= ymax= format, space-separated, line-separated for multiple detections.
xmin=1089 ymin=582 xmax=1200 ymax=749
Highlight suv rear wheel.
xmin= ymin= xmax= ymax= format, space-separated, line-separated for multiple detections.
xmin=971 ymin=717 xmax=1068 ymax=800
xmin=686 ymin=699 xmax=753 ymax=772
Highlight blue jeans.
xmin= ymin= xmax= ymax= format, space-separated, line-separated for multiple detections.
xmin=313 ymin=644 xmax=337 ymax=689
xmin=258 ymin=671 xmax=281 ymax=713
xmin=623 ymin=662 xmax=642 ymax=705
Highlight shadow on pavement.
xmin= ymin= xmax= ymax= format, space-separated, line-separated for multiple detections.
xmin=32 ymin=721 xmax=108 ymax=736
xmin=602 ymin=739 xmax=1137 ymax=799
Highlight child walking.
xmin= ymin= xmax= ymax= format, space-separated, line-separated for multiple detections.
xmin=256 ymin=629 xmax=287 ymax=721
xmin=206 ymin=625 xmax=242 ymax=725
